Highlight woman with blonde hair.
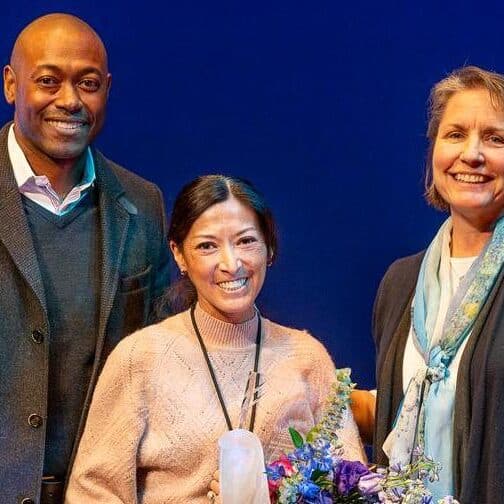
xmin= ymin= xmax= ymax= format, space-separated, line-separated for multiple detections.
xmin=374 ymin=66 xmax=504 ymax=502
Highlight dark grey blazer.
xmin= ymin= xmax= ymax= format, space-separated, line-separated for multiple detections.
xmin=0 ymin=123 xmax=171 ymax=502
xmin=373 ymin=251 xmax=504 ymax=504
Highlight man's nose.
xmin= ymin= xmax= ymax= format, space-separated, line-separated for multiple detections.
xmin=55 ymin=82 xmax=83 ymax=113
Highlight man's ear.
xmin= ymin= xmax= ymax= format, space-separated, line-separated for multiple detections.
xmin=3 ymin=65 xmax=16 ymax=105
xmin=105 ymin=73 xmax=112 ymax=98
xmin=170 ymin=240 xmax=188 ymax=274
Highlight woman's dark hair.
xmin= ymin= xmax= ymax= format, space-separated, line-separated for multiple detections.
xmin=162 ymin=174 xmax=277 ymax=314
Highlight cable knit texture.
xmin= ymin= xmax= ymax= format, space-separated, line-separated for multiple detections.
xmin=66 ymin=305 xmax=365 ymax=503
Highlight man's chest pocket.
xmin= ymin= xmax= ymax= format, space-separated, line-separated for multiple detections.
xmin=117 ymin=265 xmax=152 ymax=334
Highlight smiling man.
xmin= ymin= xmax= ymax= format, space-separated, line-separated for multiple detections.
xmin=0 ymin=13 xmax=170 ymax=504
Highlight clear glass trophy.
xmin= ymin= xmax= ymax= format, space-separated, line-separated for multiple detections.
xmin=218 ymin=372 xmax=270 ymax=504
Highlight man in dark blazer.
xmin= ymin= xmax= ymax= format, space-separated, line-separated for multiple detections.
xmin=0 ymin=13 xmax=170 ymax=504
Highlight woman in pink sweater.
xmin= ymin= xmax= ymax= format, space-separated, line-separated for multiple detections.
xmin=65 ymin=175 xmax=364 ymax=503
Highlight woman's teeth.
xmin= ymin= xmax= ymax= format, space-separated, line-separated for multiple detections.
xmin=218 ymin=278 xmax=247 ymax=291
xmin=454 ymin=173 xmax=488 ymax=183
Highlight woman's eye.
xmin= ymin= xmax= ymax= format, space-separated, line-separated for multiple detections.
xmin=238 ymin=236 xmax=258 ymax=246
xmin=196 ymin=242 xmax=216 ymax=251
xmin=446 ymin=131 xmax=464 ymax=140
xmin=489 ymin=135 xmax=504 ymax=145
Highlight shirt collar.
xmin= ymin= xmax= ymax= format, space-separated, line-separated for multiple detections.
xmin=7 ymin=123 xmax=96 ymax=190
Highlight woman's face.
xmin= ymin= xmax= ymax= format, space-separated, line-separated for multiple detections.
xmin=171 ymin=196 xmax=269 ymax=323
xmin=433 ymin=88 xmax=504 ymax=228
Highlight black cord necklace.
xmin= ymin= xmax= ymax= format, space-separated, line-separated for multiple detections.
xmin=190 ymin=303 xmax=262 ymax=432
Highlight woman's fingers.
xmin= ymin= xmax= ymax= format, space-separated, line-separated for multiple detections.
xmin=209 ymin=478 xmax=219 ymax=494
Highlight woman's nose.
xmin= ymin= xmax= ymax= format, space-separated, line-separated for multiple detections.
xmin=459 ymin=137 xmax=484 ymax=166
xmin=218 ymin=246 xmax=242 ymax=273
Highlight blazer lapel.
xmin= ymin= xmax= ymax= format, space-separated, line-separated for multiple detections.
xmin=0 ymin=123 xmax=46 ymax=312
xmin=93 ymin=151 xmax=131 ymax=360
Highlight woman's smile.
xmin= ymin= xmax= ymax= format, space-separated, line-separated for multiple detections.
xmin=216 ymin=277 xmax=249 ymax=292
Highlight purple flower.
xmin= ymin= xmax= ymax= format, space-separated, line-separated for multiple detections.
xmin=334 ymin=460 xmax=370 ymax=495
xmin=314 ymin=490 xmax=333 ymax=503
xmin=357 ymin=471 xmax=384 ymax=496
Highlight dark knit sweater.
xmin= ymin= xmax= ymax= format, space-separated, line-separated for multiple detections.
xmin=23 ymin=191 xmax=101 ymax=478
xmin=373 ymin=251 xmax=504 ymax=504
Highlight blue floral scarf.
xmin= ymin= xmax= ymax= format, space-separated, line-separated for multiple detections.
xmin=383 ymin=215 xmax=504 ymax=494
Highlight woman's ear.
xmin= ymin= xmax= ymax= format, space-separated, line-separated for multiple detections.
xmin=170 ymin=240 xmax=187 ymax=274
xmin=267 ymin=247 xmax=275 ymax=266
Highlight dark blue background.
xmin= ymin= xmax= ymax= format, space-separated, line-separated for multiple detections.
xmin=3 ymin=2 xmax=500 ymax=388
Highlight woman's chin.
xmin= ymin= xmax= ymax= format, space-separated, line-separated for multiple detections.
xmin=201 ymin=298 xmax=257 ymax=323
xmin=450 ymin=199 xmax=504 ymax=223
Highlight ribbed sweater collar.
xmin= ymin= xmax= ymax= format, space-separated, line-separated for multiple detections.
xmin=185 ymin=303 xmax=260 ymax=349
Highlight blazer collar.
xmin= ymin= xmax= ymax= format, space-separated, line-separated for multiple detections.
xmin=0 ymin=122 xmax=47 ymax=311
xmin=90 ymin=148 xmax=135 ymax=349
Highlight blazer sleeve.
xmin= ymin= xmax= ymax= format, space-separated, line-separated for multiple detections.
xmin=65 ymin=338 xmax=146 ymax=504
xmin=149 ymin=184 xmax=171 ymax=321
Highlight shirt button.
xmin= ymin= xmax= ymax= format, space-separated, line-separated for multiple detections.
xmin=28 ymin=414 xmax=43 ymax=428
xmin=31 ymin=329 xmax=45 ymax=344
xmin=21 ymin=499 xmax=35 ymax=504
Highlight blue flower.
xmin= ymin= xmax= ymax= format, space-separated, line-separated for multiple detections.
xmin=297 ymin=479 xmax=320 ymax=499
xmin=308 ymin=490 xmax=333 ymax=504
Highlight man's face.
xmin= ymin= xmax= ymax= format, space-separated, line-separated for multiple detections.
xmin=3 ymin=25 xmax=111 ymax=164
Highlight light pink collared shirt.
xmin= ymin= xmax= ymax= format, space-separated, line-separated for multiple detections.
xmin=7 ymin=124 xmax=96 ymax=216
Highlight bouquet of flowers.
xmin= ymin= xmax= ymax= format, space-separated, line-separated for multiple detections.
xmin=266 ymin=369 xmax=459 ymax=504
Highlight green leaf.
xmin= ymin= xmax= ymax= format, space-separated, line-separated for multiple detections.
xmin=310 ymin=469 xmax=329 ymax=484
xmin=288 ymin=427 xmax=304 ymax=448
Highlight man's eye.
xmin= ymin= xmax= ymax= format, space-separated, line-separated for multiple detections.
xmin=37 ymin=76 xmax=59 ymax=87
xmin=79 ymin=79 xmax=100 ymax=91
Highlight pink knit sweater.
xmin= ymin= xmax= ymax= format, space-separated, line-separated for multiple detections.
xmin=66 ymin=304 xmax=364 ymax=503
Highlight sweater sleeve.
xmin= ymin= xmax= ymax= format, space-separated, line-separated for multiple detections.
xmin=311 ymin=340 xmax=366 ymax=463
xmin=65 ymin=337 xmax=147 ymax=504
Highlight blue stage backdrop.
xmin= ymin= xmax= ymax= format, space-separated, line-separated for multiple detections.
xmin=2 ymin=1 xmax=502 ymax=388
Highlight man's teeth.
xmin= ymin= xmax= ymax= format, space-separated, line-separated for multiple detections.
xmin=218 ymin=278 xmax=247 ymax=291
xmin=454 ymin=173 xmax=487 ymax=183
xmin=48 ymin=120 xmax=84 ymax=130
